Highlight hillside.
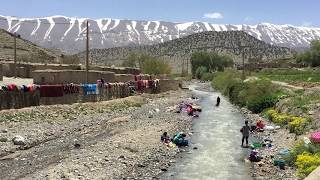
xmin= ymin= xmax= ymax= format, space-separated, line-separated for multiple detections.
xmin=79 ymin=31 xmax=294 ymax=72
xmin=0 ymin=29 xmax=58 ymax=63
xmin=0 ymin=15 xmax=319 ymax=53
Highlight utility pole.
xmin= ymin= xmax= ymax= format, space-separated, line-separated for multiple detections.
xmin=86 ymin=20 xmax=89 ymax=83
xmin=186 ymin=58 xmax=189 ymax=76
xmin=181 ymin=57 xmax=185 ymax=76
xmin=13 ymin=33 xmax=17 ymax=78
xmin=242 ymin=48 xmax=245 ymax=80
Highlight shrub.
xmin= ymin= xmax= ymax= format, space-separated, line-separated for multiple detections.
xmin=195 ymin=66 xmax=208 ymax=79
xmin=296 ymin=152 xmax=320 ymax=177
xmin=288 ymin=117 xmax=308 ymax=135
xmin=247 ymin=94 xmax=278 ymax=113
xmin=228 ymin=82 xmax=246 ymax=106
xmin=212 ymin=70 xmax=241 ymax=95
xmin=265 ymin=109 xmax=309 ymax=134
xmin=201 ymin=72 xmax=215 ymax=81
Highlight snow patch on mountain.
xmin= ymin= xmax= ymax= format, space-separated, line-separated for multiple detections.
xmin=0 ymin=15 xmax=320 ymax=53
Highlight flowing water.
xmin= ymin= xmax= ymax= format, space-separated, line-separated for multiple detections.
xmin=161 ymin=84 xmax=251 ymax=180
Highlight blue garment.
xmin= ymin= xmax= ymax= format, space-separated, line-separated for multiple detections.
xmin=81 ymin=84 xmax=98 ymax=95
xmin=173 ymin=132 xmax=188 ymax=147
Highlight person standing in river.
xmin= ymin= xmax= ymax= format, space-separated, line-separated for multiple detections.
xmin=216 ymin=96 xmax=221 ymax=106
xmin=241 ymin=120 xmax=250 ymax=147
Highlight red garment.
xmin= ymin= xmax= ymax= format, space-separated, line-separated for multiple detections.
xmin=137 ymin=80 xmax=143 ymax=91
xmin=187 ymin=106 xmax=193 ymax=113
xmin=256 ymin=120 xmax=265 ymax=129
xmin=7 ymin=84 xmax=17 ymax=91
xmin=40 ymin=85 xmax=64 ymax=97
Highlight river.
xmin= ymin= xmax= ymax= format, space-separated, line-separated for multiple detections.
xmin=161 ymin=84 xmax=251 ymax=180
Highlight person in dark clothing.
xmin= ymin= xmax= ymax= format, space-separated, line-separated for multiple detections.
xmin=216 ymin=96 xmax=221 ymax=106
xmin=241 ymin=120 xmax=251 ymax=147
xmin=161 ymin=132 xmax=170 ymax=143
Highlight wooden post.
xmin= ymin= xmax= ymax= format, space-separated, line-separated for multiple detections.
xmin=86 ymin=21 xmax=89 ymax=83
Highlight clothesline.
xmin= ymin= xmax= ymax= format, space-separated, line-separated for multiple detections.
xmin=0 ymin=78 xmax=161 ymax=97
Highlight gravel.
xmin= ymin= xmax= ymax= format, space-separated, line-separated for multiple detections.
xmin=0 ymin=89 xmax=193 ymax=179
xmin=240 ymin=108 xmax=298 ymax=180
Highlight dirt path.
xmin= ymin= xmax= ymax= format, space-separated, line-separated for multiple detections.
xmin=0 ymin=90 xmax=193 ymax=179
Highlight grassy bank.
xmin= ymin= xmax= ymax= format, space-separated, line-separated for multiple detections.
xmin=211 ymin=70 xmax=284 ymax=114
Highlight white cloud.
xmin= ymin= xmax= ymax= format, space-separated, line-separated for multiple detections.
xmin=203 ymin=12 xmax=223 ymax=19
xmin=244 ymin=16 xmax=253 ymax=22
xmin=302 ymin=21 xmax=312 ymax=27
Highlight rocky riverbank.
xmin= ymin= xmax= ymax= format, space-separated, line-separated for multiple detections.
xmin=0 ymin=89 xmax=194 ymax=179
xmin=240 ymin=108 xmax=298 ymax=180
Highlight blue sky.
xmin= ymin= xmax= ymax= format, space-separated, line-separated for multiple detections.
xmin=1 ymin=0 xmax=319 ymax=27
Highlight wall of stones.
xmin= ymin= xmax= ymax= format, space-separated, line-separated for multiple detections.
xmin=32 ymin=70 xmax=116 ymax=84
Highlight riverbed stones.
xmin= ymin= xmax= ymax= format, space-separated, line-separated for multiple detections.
xmin=0 ymin=137 xmax=8 ymax=142
xmin=12 ymin=135 xmax=26 ymax=145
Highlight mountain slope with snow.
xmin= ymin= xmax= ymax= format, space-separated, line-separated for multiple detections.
xmin=0 ymin=15 xmax=319 ymax=53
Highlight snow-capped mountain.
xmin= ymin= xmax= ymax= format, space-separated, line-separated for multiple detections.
xmin=0 ymin=15 xmax=319 ymax=53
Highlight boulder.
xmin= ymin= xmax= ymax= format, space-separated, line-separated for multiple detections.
xmin=12 ymin=135 xmax=26 ymax=145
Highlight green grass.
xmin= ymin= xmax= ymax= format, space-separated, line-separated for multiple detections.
xmin=257 ymin=68 xmax=320 ymax=83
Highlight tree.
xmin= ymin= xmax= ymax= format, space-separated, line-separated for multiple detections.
xmin=122 ymin=52 xmax=139 ymax=67
xmin=191 ymin=51 xmax=234 ymax=78
xmin=140 ymin=56 xmax=171 ymax=75
xmin=123 ymin=52 xmax=171 ymax=75
xmin=195 ymin=66 xmax=208 ymax=79
xmin=297 ymin=40 xmax=320 ymax=67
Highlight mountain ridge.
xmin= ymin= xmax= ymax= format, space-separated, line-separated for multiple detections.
xmin=79 ymin=31 xmax=294 ymax=72
xmin=0 ymin=15 xmax=319 ymax=53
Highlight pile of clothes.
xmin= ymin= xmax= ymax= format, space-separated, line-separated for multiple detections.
xmin=176 ymin=101 xmax=201 ymax=117
xmin=249 ymin=149 xmax=262 ymax=162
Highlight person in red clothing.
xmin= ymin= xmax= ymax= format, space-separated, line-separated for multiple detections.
xmin=186 ymin=105 xmax=194 ymax=116
xmin=256 ymin=119 xmax=265 ymax=131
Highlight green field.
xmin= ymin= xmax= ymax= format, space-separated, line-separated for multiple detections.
xmin=257 ymin=68 xmax=320 ymax=83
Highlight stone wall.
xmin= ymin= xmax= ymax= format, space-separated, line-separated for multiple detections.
xmin=0 ymin=90 xmax=40 ymax=110
xmin=32 ymin=70 xmax=116 ymax=84
xmin=90 ymin=66 xmax=140 ymax=75
xmin=159 ymin=79 xmax=182 ymax=92
xmin=40 ymin=86 xmax=130 ymax=105
xmin=1 ymin=62 xmax=82 ymax=78
xmin=0 ymin=61 xmax=140 ymax=78
xmin=0 ymin=79 xmax=181 ymax=110
xmin=114 ymin=74 xmax=134 ymax=82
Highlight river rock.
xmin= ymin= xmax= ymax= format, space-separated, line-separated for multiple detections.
xmin=12 ymin=135 xmax=26 ymax=145
xmin=0 ymin=137 xmax=8 ymax=142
